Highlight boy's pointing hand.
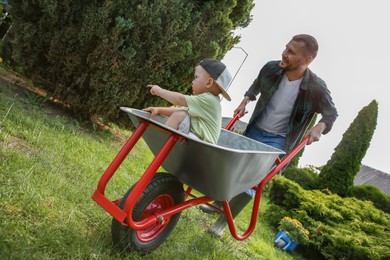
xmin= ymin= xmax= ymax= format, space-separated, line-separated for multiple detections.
xmin=147 ymin=84 xmax=162 ymax=96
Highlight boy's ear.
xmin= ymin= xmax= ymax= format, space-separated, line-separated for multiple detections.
xmin=206 ymin=78 xmax=214 ymax=88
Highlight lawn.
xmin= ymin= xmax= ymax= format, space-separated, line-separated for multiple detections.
xmin=0 ymin=70 xmax=304 ymax=259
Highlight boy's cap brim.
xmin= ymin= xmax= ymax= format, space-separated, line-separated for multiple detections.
xmin=214 ymin=73 xmax=231 ymax=101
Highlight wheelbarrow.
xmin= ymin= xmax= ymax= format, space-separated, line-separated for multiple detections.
xmin=92 ymin=108 xmax=309 ymax=253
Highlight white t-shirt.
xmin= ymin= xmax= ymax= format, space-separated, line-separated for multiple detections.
xmin=256 ymin=74 xmax=302 ymax=136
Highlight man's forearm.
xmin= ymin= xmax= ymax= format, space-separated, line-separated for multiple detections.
xmin=241 ymin=96 xmax=251 ymax=106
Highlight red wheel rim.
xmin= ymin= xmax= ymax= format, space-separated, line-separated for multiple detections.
xmin=136 ymin=194 xmax=174 ymax=242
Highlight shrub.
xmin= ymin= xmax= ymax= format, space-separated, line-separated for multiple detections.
xmin=265 ymin=177 xmax=390 ymax=259
xmin=278 ymin=216 xmax=310 ymax=245
xmin=0 ymin=2 xmax=13 ymax=62
xmin=350 ymin=184 xmax=390 ymax=214
xmin=8 ymin=0 xmax=254 ymax=125
xmin=283 ymin=166 xmax=319 ymax=190
xmin=318 ymin=100 xmax=378 ymax=197
xmin=268 ymin=176 xmax=303 ymax=210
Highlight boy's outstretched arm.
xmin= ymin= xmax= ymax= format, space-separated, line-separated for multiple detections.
xmin=147 ymin=85 xmax=187 ymax=106
xmin=143 ymin=106 xmax=179 ymax=118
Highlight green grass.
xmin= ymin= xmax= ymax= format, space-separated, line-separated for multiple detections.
xmin=0 ymin=77 xmax=304 ymax=259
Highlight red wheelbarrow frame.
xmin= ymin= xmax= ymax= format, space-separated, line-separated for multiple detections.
xmin=92 ymin=114 xmax=309 ymax=241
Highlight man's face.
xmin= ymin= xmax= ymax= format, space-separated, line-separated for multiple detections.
xmin=279 ymin=40 xmax=309 ymax=71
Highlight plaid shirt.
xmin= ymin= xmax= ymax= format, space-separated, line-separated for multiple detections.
xmin=244 ymin=61 xmax=338 ymax=153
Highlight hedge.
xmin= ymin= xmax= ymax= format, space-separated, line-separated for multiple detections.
xmin=266 ymin=177 xmax=390 ymax=259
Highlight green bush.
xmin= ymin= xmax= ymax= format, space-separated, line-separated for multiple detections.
xmin=0 ymin=2 xmax=12 ymax=39
xmin=0 ymin=2 xmax=13 ymax=63
xmin=318 ymin=101 xmax=378 ymax=197
xmin=350 ymin=184 xmax=390 ymax=214
xmin=8 ymin=0 xmax=254 ymax=125
xmin=283 ymin=166 xmax=319 ymax=190
xmin=266 ymin=177 xmax=390 ymax=259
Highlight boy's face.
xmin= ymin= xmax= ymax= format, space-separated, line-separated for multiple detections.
xmin=192 ymin=65 xmax=212 ymax=95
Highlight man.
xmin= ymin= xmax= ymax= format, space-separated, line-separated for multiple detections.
xmin=200 ymin=34 xmax=338 ymax=237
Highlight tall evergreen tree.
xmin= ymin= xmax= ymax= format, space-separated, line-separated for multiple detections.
xmin=9 ymin=0 xmax=254 ymax=124
xmin=318 ymin=100 xmax=378 ymax=196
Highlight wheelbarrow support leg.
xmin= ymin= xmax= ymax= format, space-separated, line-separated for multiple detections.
xmin=209 ymin=192 xmax=252 ymax=237
xmin=211 ymin=136 xmax=310 ymax=240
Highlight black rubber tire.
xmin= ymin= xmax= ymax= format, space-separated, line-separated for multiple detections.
xmin=111 ymin=172 xmax=184 ymax=254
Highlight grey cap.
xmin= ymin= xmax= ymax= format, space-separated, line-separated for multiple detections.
xmin=199 ymin=58 xmax=232 ymax=101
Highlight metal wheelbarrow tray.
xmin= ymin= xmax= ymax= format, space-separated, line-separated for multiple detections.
xmin=124 ymin=107 xmax=285 ymax=201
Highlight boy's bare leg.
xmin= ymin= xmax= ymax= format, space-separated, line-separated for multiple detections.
xmin=166 ymin=110 xmax=188 ymax=130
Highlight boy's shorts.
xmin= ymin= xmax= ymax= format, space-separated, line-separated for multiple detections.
xmin=178 ymin=113 xmax=200 ymax=140
xmin=178 ymin=112 xmax=190 ymax=134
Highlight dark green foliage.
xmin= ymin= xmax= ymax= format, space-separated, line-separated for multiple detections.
xmin=0 ymin=2 xmax=12 ymax=37
xmin=0 ymin=2 xmax=13 ymax=62
xmin=319 ymin=100 xmax=378 ymax=196
xmin=350 ymin=184 xmax=390 ymax=214
xmin=266 ymin=177 xmax=390 ymax=259
xmin=283 ymin=166 xmax=319 ymax=190
xmin=268 ymin=176 xmax=303 ymax=210
xmin=8 ymin=0 xmax=254 ymax=125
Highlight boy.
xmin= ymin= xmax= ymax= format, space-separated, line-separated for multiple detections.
xmin=143 ymin=58 xmax=232 ymax=144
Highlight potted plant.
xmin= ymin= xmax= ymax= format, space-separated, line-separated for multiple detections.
xmin=274 ymin=216 xmax=310 ymax=251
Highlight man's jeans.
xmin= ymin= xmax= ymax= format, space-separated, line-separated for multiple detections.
xmin=244 ymin=124 xmax=286 ymax=197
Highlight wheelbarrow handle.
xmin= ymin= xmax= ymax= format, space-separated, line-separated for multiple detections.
xmin=224 ymin=113 xmax=241 ymax=130
xmin=261 ymin=135 xmax=310 ymax=186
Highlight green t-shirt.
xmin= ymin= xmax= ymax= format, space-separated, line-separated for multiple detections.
xmin=183 ymin=93 xmax=221 ymax=144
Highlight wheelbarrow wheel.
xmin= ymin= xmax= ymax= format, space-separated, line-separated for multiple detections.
xmin=111 ymin=172 xmax=184 ymax=254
